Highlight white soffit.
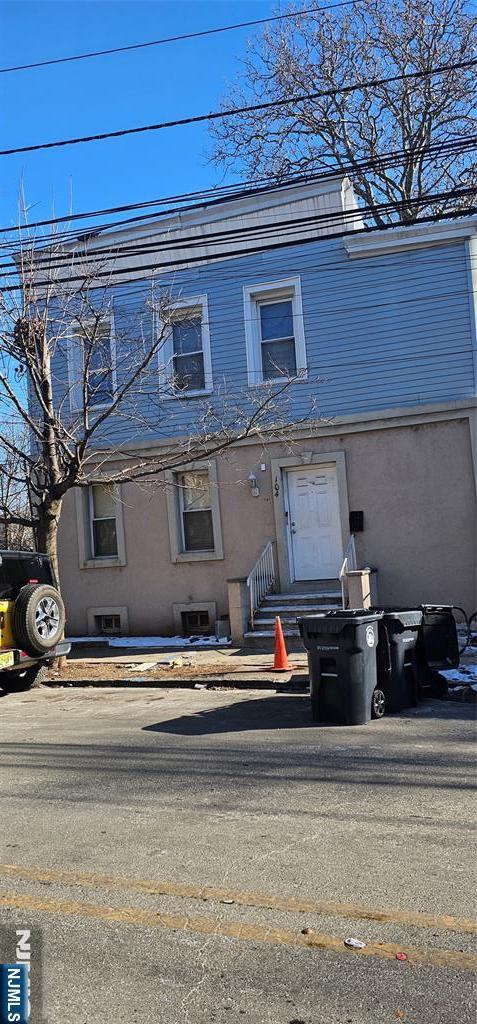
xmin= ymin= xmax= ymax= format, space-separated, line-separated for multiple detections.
xmin=344 ymin=218 xmax=477 ymax=258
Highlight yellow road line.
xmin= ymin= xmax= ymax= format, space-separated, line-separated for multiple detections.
xmin=0 ymin=863 xmax=474 ymax=936
xmin=0 ymin=891 xmax=474 ymax=971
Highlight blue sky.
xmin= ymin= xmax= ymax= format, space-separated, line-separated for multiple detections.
xmin=0 ymin=0 xmax=276 ymax=230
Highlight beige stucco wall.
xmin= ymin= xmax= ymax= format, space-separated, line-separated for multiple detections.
xmin=57 ymin=409 xmax=477 ymax=635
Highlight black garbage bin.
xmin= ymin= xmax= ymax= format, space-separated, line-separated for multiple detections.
xmin=375 ymin=609 xmax=423 ymax=712
xmin=298 ymin=610 xmax=383 ymax=725
xmin=419 ymin=605 xmax=459 ymax=669
xmin=417 ymin=605 xmax=459 ymax=696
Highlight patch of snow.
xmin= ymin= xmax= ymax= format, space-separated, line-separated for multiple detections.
xmin=441 ymin=664 xmax=477 ymax=685
xmin=68 ymin=636 xmax=106 ymax=644
xmin=68 ymin=635 xmax=231 ymax=649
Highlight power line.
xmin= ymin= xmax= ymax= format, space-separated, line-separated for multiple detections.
xmin=1 ymin=134 xmax=474 ymax=243
xmin=42 ymin=254 xmax=477 ymax=335
xmin=5 ymin=184 xmax=475 ymax=280
xmin=0 ymin=1 xmax=364 ymax=75
xmin=9 ymin=199 xmax=476 ymax=293
xmin=1 ymin=57 xmax=476 ymax=158
xmin=5 ymin=197 xmax=477 ymax=292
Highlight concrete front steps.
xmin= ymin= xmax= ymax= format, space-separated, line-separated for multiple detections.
xmin=243 ymin=587 xmax=342 ymax=648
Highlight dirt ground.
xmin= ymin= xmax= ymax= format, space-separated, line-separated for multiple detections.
xmin=45 ymin=660 xmax=246 ymax=684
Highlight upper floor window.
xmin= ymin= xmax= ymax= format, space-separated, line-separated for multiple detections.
xmin=172 ymin=313 xmax=205 ymax=391
xmin=89 ymin=484 xmax=118 ymax=558
xmin=259 ymin=298 xmax=297 ymax=380
xmin=243 ymin=278 xmax=307 ymax=386
xmin=86 ymin=320 xmax=115 ymax=407
xmin=67 ymin=314 xmax=116 ymax=412
xmin=160 ymin=296 xmax=212 ymax=397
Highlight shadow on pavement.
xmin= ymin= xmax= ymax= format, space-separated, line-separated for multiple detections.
xmin=143 ymin=694 xmax=475 ymax=736
xmin=144 ymin=695 xmax=315 ymax=735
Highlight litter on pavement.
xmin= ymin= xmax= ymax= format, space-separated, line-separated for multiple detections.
xmin=122 ymin=661 xmax=159 ymax=672
xmin=123 ymin=657 xmax=184 ymax=671
xmin=344 ymin=937 xmax=366 ymax=949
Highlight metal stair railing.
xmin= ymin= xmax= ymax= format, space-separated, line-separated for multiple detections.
xmin=246 ymin=541 xmax=276 ymax=630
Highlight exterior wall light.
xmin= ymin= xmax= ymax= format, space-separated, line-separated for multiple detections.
xmin=248 ymin=472 xmax=260 ymax=497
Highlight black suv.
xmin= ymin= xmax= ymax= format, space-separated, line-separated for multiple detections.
xmin=0 ymin=550 xmax=70 ymax=692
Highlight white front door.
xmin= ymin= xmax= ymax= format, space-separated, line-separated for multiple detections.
xmin=286 ymin=465 xmax=343 ymax=581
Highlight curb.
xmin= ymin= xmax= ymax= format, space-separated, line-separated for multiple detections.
xmin=45 ymin=675 xmax=310 ymax=692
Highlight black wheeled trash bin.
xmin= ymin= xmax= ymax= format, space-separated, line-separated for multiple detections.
xmin=298 ymin=610 xmax=383 ymax=725
xmin=420 ymin=605 xmax=459 ymax=669
xmin=375 ymin=609 xmax=423 ymax=712
xmin=417 ymin=605 xmax=459 ymax=696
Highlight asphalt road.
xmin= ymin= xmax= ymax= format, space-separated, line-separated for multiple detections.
xmin=0 ymin=685 xmax=475 ymax=1024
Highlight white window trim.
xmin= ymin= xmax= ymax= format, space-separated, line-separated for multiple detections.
xmin=75 ymin=485 xmax=127 ymax=569
xmin=157 ymin=295 xmax=213 ymax=399
xmin=87 ymin=605 xmax=129 ymax=636
xmin=243 ymin=277 xmax=307 ymax=387
xmin=67 ymin=312 xmax=117 ymax=414
xmin=172 ymin=601 xmax=217 ymax=636
xmin=165 ymin=460 xmax=224 ymax=563
xmin=177 ymin=471 xmax=215 ymax=554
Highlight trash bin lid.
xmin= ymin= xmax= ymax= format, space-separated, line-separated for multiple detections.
xmin=420 ymin=604 xmax=454 ymax=613
xmin=372 ymin=607 xmax=423 ymax=627
xmin=298 ymin=609 xmax=383 ymax=636
xmin=326 ymin=609 xmax=384 ymax=621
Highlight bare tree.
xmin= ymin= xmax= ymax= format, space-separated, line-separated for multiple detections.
xmin=0 ymin=233 xmax=305 ymax=587
xmin=0 ymin=425 xmax=34 ymax=550
xmin=211 ymin=0 xmax=477 ymax=225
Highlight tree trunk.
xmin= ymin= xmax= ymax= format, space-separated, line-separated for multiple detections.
xmin=36 ymin=499 xmax=62 ymax=587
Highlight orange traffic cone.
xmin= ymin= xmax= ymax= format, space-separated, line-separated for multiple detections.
xmin=273 ymin=615 xmax=291 ymax=672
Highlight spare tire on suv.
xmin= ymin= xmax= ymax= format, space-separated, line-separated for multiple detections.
xmin=13 ymin=583 xmax=65 ymax=657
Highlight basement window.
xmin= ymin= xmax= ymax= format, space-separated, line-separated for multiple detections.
xmin=94 ymin=613 xmax=121 ymax=635
xmin=181 ymin=609 xmax=211 ymax=637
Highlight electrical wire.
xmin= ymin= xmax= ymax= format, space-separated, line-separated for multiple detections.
xmin=4 ymin=203 xmax=477 ymax=295
xmin=1 ymin=133 xmax=474 ymax=244
xmin=41 ymin=256 xmax=477 ymax=346
xmin=6 ymin=192 xmax=477 ymax=308
xmin=0 ymin=0 xmax=364 ymax=75
xmin=3 ymin=185 xmax=475 ymax=286
xmin=1 ymin=57 xmax=475 ymax=158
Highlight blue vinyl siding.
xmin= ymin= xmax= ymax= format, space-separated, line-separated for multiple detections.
xmin=51 ymin=234 xmax=476 ymax=444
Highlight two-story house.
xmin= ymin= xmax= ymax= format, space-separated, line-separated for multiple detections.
xmin=45 ymin=175 xmax=476 ymax=641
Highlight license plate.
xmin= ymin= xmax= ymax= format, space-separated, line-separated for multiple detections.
xmin=0 ymin=651 xmax=15 ymax=669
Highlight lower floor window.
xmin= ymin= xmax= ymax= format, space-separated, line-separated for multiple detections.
xmin=89 ymin=484 xmax=118 ymax=558
xmin=178 ymin=472 xmax=214 ymax=552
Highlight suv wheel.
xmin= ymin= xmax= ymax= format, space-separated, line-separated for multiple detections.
xmin=0 ymin=663 xmax=49 ymax=693
xmin=13 ymin=584 xmax=65 ymax=657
